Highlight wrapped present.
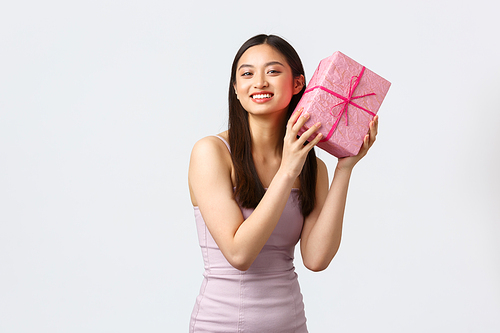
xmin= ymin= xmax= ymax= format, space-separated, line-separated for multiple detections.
xmin=294 ymin=51 xmax=391 ymax=157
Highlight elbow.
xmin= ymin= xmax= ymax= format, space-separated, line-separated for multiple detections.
xmin=230 ymin=261 xmax=252 ymax=271
xmin=304 ymin=261 xmax=329 ymax=272
xmin=227 ymin=254 xmax=254 ymax=272
xmin=219 ymin=243 xmax=258 ymax=271
xmin=232 ymin=263 xmax=252 ymax=271
xmin=303 ymin=247 xmax=340 ymax=272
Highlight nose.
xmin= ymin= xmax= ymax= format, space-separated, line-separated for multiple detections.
xmin=253 ymin=72 xmax=268 ymax=88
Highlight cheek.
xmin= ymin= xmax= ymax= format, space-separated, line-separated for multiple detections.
xmin=281 ymin=79 xmax=295 ymax=96
xmin=235 ymin=79 xmax=249 ymax=94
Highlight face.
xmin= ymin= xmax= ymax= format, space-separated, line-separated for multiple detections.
xmin=233 ymin=44 xmax=304 ymax=117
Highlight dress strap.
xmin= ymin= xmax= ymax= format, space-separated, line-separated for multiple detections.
xmin=214 ymin=135 xmax=231 ymax=153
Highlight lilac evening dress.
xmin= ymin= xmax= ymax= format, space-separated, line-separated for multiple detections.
xmin=189 ymin=136 xmax=308 ymax=333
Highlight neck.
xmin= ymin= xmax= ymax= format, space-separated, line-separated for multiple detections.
xmin=247 ymin=111 xmax=288 ymax=158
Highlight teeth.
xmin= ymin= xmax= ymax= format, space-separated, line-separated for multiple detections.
xmin=252 ymin=94 xmax=272 ymax=99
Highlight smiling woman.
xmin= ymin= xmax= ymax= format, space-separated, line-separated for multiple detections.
xmin=227 ymin=36 xmax=318 ymax=214
xmin=234 ymin=51 xmax=298 ymax=115
xmin=188 ymin=34 xmax=378 ymax=332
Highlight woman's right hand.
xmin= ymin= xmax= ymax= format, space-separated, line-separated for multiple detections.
xmin=281 ymin=109 xmax=323 ymax=179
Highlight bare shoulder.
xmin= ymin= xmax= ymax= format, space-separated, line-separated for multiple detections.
xmin=191 ymin=130 xmax=228 ymax=153
xmin=190 ymin=134 xmax=232 ymax=175
xmin=191 ymin=135 xmax=227 ymax=156
xmin=189 ymin=134 xmax=233 ymax=206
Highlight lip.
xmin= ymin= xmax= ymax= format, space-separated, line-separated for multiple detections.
xmin=250 ymin=91 xmax=274 ymax=103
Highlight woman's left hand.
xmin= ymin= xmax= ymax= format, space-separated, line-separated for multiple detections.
xmin=336 ymin=115 xmax=379 ymax=171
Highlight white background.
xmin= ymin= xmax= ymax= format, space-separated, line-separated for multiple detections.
xmin=1 ymin=0 xmax=499 ymax=332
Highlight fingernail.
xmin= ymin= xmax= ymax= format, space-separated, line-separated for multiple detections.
xmin=315 ymin=122 xmax=321 ymax=128
xmin=302 ymin=113 xmax=310 ymax=118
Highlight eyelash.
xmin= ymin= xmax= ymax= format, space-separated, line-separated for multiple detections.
xmin=240 ymin=70 xmax=281 ymax=77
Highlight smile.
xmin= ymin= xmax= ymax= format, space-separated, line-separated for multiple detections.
xmin=251 ymin=93 xmax=273 ymax=100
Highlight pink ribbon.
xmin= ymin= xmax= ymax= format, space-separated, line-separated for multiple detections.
xmin=304 ymin=66 xmax=376 ymax=142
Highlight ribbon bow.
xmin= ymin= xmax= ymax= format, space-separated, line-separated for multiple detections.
xmin=304 ymin=66 xmax=376 ymax=142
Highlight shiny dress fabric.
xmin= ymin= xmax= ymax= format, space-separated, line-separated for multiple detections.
xmin=190 ymin=191 xmax=308 ymax=333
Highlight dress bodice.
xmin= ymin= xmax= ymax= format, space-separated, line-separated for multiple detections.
xmin=194 ymin=189 xmax=303 ymax=274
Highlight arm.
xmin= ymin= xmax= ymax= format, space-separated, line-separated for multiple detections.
xmin=188 ymin=112 xmax=322 ymax=271
xmin=300 ymin=116 xmax=379 ymax=272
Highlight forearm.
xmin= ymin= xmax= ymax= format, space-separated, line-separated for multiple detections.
xmin=302 ymin=166 xmax=352 ymax=271
xmin=230 ymin=168 xmax=296 ymax=270
xmin=301 ymin=116 xmax=378 ymax=271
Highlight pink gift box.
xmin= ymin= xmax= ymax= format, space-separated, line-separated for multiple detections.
xmin=294 ymin=51 xmax=391 ymax=157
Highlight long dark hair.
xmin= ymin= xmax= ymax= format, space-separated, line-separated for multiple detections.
xmin=228 ymin=34 xmax=317 ymax=217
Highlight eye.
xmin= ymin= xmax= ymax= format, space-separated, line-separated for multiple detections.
xmin=267 ymin=69 xmax=281 ymax=74
xmin=241 ymin=71 xmax=253 ymax=77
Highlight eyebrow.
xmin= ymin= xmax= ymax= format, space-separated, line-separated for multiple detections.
xmin=238 ymin=61 xmax=285 ymax=71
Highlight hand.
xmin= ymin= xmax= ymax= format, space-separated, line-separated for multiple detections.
xmin=281 ymin=108 xmax=323 ymax=179
xmin=336 ymin=115 xmax=379 ymax=171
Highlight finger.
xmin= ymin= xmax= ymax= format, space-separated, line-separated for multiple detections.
xmin=299 ymin=132 xmax=323 ymax=155
xmin=297 ymin=121 xmax=321 ymax=145
xmin=371 ymin=115 xmax=378 ymax=136
xmin=287 ymin=110 xmax=307 ymax=137
xmin=307 ymin=131 xmax=323 ymax=148
xmin=365 ymin=130 xmax=376 ymax=150
xmin=288 ymin=108 xmax=304 ymax=127
xmin=370 ymin=116 xmax=378 ymax=145
xmin=364 ymin=117 xmax=377 ymax=145
xmin=356 ymin=134 xmax=369 ymax=156
xmin=290 ymin=112 xmax=311 ymax=135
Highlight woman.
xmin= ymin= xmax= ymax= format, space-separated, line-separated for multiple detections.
xmin=188 ymin=34 xmax=378 ymax=332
